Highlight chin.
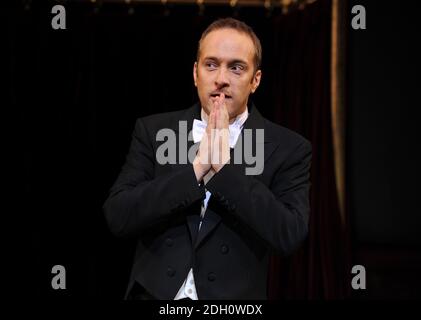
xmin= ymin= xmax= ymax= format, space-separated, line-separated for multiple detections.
xmin=200 ymin=101 xmax=211 ymax=114
xmin=228 ymin=105 xmax=242 ymax=116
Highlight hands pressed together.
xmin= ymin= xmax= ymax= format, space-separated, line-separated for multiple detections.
xmin=193 ymin=93 xmax=231 ymax=183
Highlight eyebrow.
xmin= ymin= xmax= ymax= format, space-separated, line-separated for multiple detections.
xmin=203 ymin=56 xmax=249 ymax=66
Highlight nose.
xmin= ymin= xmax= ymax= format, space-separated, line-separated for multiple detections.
xmin=215 ymin=67 xmax=229 ymax=89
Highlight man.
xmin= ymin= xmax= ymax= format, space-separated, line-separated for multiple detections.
xmin=103 ymin=18 xmax=311 ymax=300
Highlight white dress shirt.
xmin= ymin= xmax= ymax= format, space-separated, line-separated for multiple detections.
xmin=174 ymin=107 xmax=249 ymax=300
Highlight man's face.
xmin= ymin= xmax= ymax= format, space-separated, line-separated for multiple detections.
xmin=194 ymin=28 xmax=261 ymax=120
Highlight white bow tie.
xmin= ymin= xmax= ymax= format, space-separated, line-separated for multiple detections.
xmin=192 ymin=119 xmax=242 ymax=148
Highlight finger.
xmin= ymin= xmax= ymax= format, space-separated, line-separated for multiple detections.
xmin=220 ymin=92 xmax=225 ymax=104
xmin=216 ymin=110 xmax=220 ymax=130
xmin=220 ymin=95 xmax=228 ymax=114
xmin=206 ymin=108 xmax=215 ymax=146
xmin=216 ymin=101 xmax=226 ymax=129
xmin=210 ymin=107 xmax=216 ymax=129
xmin=208 ymin=97 xmax=217 ymax=112
xmin=220 ymin=101 xmax=229 ymax=128
xmin=213 ymin=96 xmax=220 ymax=111
xmin=215 ymin=104 xmax=222 ymax=129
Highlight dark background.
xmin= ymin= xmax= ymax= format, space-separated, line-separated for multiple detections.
xmin=347 ymin=0 xmax=420 ymax=299
xmin=6 ymin=0 xmax=420 ymax=299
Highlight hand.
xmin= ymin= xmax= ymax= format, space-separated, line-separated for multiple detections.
xmin=211 ymin=93 xmax=230 ymax=173
xmin=193 ymin=106 xmax=215 ymax=182
xmin=193 ymin=93 xmax=230 ymax=182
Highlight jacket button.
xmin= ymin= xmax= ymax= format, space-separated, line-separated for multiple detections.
xmin=167 ymin=267 xmax=175 ymax=277
xmin=207 ymin=272 xmax=216 ymax=282
xmin=220 ymin=244 xmax=229 ymax=254
xmin=165 ymin=238 xmax=173 ymax=247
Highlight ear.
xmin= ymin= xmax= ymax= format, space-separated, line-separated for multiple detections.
xmin=193 ymin=62 xmax=198 ymax=87
xmin=251 ymin=69 xmax=262 ymax=94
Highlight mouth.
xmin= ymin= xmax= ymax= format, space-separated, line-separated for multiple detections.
xmin=210 ymin=93 xmax=232 ymax=99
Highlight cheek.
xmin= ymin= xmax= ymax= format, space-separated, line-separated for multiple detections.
xmin=197 ymin=78 xmax=210 ymax=92
xmin=234 ymin=79 xmax=250 ymax=91
xmin=196 ymin=80 xmax=206 ymax=95
xmin=234 ymin=83 xmax=251 ymax=99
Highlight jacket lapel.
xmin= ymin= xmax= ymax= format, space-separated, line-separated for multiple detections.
xmin=167 ymin=104 xmax=202 ymax=243
xmin=239 ymin=102 xmax=278 ymax=167
xmin=186 ymin=214 xmax=201 ymax=245
xmin=168 ymin=103 xmax=200 ymax=173
xmin=194 ymin=199 xmax=221 ymax=249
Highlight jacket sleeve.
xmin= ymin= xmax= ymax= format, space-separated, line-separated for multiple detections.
xmin=204 ymin=140 xmax=312 ymax=256
xmin=103 ymin=118 xmax=206 ymax=238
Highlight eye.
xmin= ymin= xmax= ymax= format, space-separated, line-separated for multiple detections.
xmin=230 ymin=64 xmax=245 ymax=74
xmin=205 ymin=62 xmax=217 ymax=70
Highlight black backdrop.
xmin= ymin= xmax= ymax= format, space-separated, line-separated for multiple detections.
xmin=9 ymin=0 xmax=338 ymax=299
xmin=347 ymin=0 xmax=421 ymax=299
xmin=8 ymin=0 xmax=420 ymax=300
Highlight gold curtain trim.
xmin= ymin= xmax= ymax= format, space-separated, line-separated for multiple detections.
xmin=331 ymin=0 xmax=346 ymax=226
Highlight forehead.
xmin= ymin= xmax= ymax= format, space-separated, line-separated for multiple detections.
xmin=199 ymin=28 xmax=255 ymax=63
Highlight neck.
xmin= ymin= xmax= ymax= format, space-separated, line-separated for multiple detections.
xmin=228 ymin=115 xmax=238 ymax=124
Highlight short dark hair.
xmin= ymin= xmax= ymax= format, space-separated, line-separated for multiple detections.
xmin=196 ymin=18 xmax=262 ymax=73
